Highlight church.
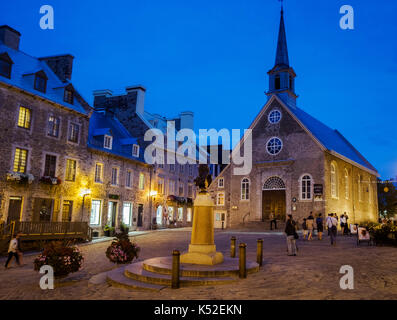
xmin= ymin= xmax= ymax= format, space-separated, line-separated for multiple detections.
xmin=208 ymin=8 xmax=379 ymax=228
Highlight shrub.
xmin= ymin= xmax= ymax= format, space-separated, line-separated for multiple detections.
xmin=33 ymin=241 xmax=84 ymax=278
xmin=106 ymin=233 xmax=140 ymax=264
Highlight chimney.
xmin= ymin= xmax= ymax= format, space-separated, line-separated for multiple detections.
xmin=39 ymin=54 xmax=74 ymax=82
xmin=179 ymin=111 xmax=194 ymax=130
xmin=126 ymin=85 xmax=146 ymax=115
xmin=93 ymin=89 xmax=113 ymax=114
xmin=0 ymin=25 xmax=21 ymax=51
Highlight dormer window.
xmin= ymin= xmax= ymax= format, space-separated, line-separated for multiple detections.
xmin=0 ymin=53 xmax=13 ymax=79
xmin=104 ymin=135 xmax=113 ymax=150
xmin=132 ymin=144 xmax=139 ymax=157
xmin=34 ymin=72 xmax=47 ymax=93
xmin=64 ymin=88 xmax=74 ymax=104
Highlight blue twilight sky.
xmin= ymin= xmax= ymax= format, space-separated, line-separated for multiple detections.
xmin=1 ymin=0 xmax=396 ymax=179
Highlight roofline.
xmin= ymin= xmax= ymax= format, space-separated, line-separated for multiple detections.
xmin=0 ymin=80 xmax=90 ymax=118
xmin=328 ymin=150 xmax=380 ymax=177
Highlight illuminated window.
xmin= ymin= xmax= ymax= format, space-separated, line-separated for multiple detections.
xmin=300 ymin=175 xmax=312 ymax=200
xmin=65 ymin=159 xmax=76 ymax=181
xmin=217 ymin=192 xmax=225 ymax=206
xmin=241 ymin=178 xmax=250 ymax=200
xmin=104 ymin=135 xmax=112 ymax=150
xmin=90 ymin=200 xmax=101 ymax=225
xmin=358 ymin=174 xmax=362 ymax=202
xmin=344 ymin=169 xmax=349 ymax=199
xmin=139 ymin=172 xmax=145 ymax=190
xmin=187 ymin=208 xmax=192 ymax=222
xmin=268 ymin=110 xmax=282 ymax=124
xmin=331 ymin=163 xmax=338 ymax=198
xmin=111 ymin=167 xmax=119 ymax=186
xmin=266 ymin=137 xmax=283 ymax=155
xmin=218 ymin=178 xmax=224 ymax=188
xmin=13 ymin=148 xmax=28 ymax=173
xmin=122 ymin=202 xmax=133 ymax=226
xmin=177 ymin=207 xmax=183 ymax=221
xmin=47 ymin=115 xmax=60 ymax=137
xmin=17 ymin=106 xmax=31 ymax=129
xmin=68 ymin=123 xmax=80 ymax=143
xmin=94 ymin=163 xmax=103 ymax=183
xmin=157 ymin=178 xmax=164 ymax=194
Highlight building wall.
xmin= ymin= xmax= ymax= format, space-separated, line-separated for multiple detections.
xmin=0 ymin=84 xmax=91 ymax=224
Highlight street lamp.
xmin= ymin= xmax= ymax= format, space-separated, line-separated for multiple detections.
xmin=80 ymin=188 xmax=91 ymax=222
xmin=149 ymin=190 xmax=158 ymax=229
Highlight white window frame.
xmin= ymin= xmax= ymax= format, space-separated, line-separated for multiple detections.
xmin=132 ymin=144 xmax=139 ymax=157
xmin=266 ymin=137 xmax=283 ymax=155
xmin=46 ymin=114 xmax=61 ymax=139
xmin=268 ymin=109 xmax=282 ymax=124
xmin=330 ymin=162 xmax=338 ymax=199
xmin=300 ymin=174 xmax=313 ymax=201
xmin=186 ymin=207 xmax=192 ymax=222
xmin=241 ymin=178 xmax=250 ymax=200
xmin=90 ymin=199 xmax=102 ymax=226
xmin=65 ymin=158 xmax=77 ymax=182
xmin=217 ymin=192 xmax=225 ymax=206
xmin=122 ymin=202 xmax=133 ymax=226
xmin=104 ymin=135 xmax=113 ymax=150
xmin=139 ymin=172 xmax=145 ymax=190
xmin=344 ymin=168 xmax=349 ymax=200
xmin=111 ymin=167 xmax=119 ymax=186
xmin=67 ymin=121 xmax=80 ymax=145
xmin=94 ymin=162 xmax=103 ymax=184
xmin=125 ymin=169 xmax=133 ymax=189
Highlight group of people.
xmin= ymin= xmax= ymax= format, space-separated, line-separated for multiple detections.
xmin=4 ymin=232 xmax=24 ymax=269
xmin=284 ymin=212 xmax=351 ymax=256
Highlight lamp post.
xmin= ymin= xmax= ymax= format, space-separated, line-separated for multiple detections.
xmin=80 ymin=188 xmax=91 ymax=222
xmin=149 ymin=190 xmax=158 ymax=229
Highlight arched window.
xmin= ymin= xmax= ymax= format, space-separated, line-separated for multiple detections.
xmin=368 ymin=178 xmax=372 ymax=204
xmin=358 ymin=174 xmax=362 ymax=202
xmin=241 ymin=178 xmax=250 ymax=200
xmin=275 ymin=75 xmax=281 ymax=90
xmin=263 ymin=176 xmax=286 ymax=190
xmin=344 ymin=168 xmax=349 ymax=200
xmin=330 ymin=162 xmax=338 ymax=198
xmin=300 ymin=175 xmax=312 ymax=200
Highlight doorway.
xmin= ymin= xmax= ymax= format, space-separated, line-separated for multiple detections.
xmin=107 ymin=201 xmax=117 ymax=227
xmin=33 ymin=198 xmax=54 ymax=222
xmin=262 ymin=176 xmax=286 ymax=222
xmin=7 ymin=196 xmax=22 ymax=225
xmin=156 ymin=205 xmax=163 ymax=226
xmin=137 ymin=204 xmax=143 ymax=227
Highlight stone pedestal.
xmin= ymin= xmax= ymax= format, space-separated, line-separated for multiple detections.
xmin=180 ymin=192 xmax=224 ymax=265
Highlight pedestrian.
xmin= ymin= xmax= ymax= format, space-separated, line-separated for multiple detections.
xmin=316 ymin=213 xmax=324 ymax=240
xmin=307 ymin=212 xmax=314 ymax=240
xmin=269 ymin=212 xmax=277 ymax=230
xmin=285 ymin=214 xmax=297 ymax=256
xmin=340 ymin=214 xmax=346 ymax=236
xmin=302 ymin=218 xmax=308 ymax=240
xmin=326 ymin=213 xmax=338 ymax=246
xmin=343 ymin=213 xmax=350 ymax=235
xmin=4 ymin=233 xmax=21 ymax=269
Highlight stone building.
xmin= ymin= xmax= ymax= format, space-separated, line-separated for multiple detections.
xmin=92 ymin=87 xmax=199 ymax=229
xmin=208 ymin=9 xmax=379 ymax=228
xmin=0 ymin=25 xmax=93 ymax=225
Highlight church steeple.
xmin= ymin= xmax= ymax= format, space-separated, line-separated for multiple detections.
xmin=266 ymin=5 xmax=298 ymax=107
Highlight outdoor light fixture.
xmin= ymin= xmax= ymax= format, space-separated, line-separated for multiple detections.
xmin=149 ymin=190 xmax=158 ymax=197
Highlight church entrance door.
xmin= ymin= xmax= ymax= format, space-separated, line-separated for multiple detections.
xmin=262 ymin=176 xmax=286 ymax=222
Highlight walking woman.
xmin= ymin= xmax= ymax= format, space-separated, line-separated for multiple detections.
xmin=307 ymin=212 xmax=314 ymax=241
xmin=285 ymin=214 xmax=297 ymax=256
xmin=316 ymin=213 xmax=324 ymax=240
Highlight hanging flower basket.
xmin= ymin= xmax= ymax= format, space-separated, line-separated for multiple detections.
xmin=40 ymin=176 xmax=62 ymax=185
xmin=6 ymin=172 xmax=34 ymax=184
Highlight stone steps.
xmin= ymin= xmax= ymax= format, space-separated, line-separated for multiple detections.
xmin=124 ymin=262 xmax=237 ymax=287
xmin=107 ymin=266 xmax=166 ymax=291
xmin=142 ymin=256 xmax=259 ymax=277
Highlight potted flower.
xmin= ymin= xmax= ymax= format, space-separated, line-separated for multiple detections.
xmin=103 ymin=225 xmax=115 ymax=237
xmin=106 ymin=232 xmax=140 ymax=264
xmin=33 ymin=241 xmax=84 ymax=278
xmin=120 ymin=222 xmax=129 ymax=234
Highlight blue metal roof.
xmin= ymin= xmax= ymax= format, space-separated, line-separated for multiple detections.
xmin=288 ymin=103 xmax=378 ymax=174
xmin=88 ymin=111 xmax=145 ymax=163
xmin=0 ymin=43 xmax=88 ymax=115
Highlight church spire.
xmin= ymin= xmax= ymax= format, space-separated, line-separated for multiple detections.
xmin=275 ymin=7 xmax=289 ymax=67
xmin=266 ymin=4 xmax=298 ymax=108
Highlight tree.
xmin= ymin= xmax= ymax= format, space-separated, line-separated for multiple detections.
xmin=377 ymin=179 xmax=397 ymax=219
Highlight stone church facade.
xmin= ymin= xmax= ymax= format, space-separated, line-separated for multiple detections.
xmin=209 ymin=9 xmax=379 ymax=227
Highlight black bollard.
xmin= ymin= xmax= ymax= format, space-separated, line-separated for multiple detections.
xmin=171 ymin=250 xmax=180 ymax=289
xmin=230 ymin=236 xmax=236 ymax=258
xmin=257 ymin=239 xmax=263 ymax=266
xmin=239 ymin=243 xmax=247 ymax=279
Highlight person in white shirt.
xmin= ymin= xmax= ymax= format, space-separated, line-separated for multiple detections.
xmin=326 ymin=213 xmax=338 ymax=245
xmin=4 ymin=233 xmax=21 ymax=269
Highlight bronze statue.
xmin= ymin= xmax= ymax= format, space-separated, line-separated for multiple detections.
xmin=194 ymin=164 xmax=212 ymax=192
